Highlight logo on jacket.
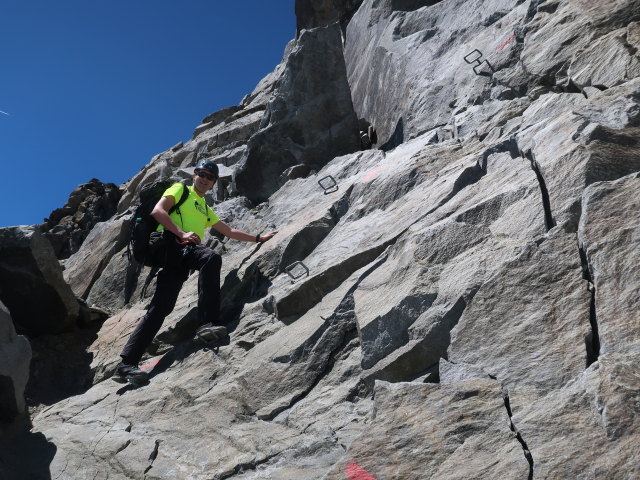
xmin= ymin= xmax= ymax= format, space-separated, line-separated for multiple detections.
xmin=194 ymin=200 xmax=208 ymax=216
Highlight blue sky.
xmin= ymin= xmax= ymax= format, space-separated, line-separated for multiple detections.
xmin=0 ymin=1 xmax=295 ymax=227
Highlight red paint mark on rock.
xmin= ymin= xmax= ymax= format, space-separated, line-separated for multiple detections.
xmin=498 ymin=33 xmax=516 ymax=51
xmin=345 ymin=461 xmax=378 ymax=480
xmin=362 ymin=165 xmax=385 ymax=182
xmin=140 ymin=357 xmax=161 ymax=372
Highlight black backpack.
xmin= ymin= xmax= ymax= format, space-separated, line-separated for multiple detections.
xmin=128 ymin=180 xmax=190 ymax=266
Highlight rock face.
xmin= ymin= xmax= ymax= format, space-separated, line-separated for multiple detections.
xmin=40 ymin=178 xmax=122 ymax=259
xmin=0 ymin=301 xmax=31 ymax=422
xmin=2 ymin=1 xmax=639 ymax=479
xmin=233 ymin=23 xmax=362 ymax=203
xmin=0 ymin=226 xmax=79 ymax=335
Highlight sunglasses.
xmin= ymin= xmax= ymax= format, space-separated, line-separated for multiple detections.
xmin=195 ymin=170 xmax=217 ymax=181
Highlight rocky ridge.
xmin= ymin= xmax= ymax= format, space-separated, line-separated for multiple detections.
xmin=0 ymin=0 xmax=639 ymax=479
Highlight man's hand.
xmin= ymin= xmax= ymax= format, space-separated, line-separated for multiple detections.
xmin=258 ymin=231 xmax=278 ymax=243
xmin=177 ymin=231 xmax=201 ymax=244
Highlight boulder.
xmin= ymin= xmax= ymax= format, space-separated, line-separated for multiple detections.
xmin=233 ymin=23 xmax=361 ymax=203
xmin=0 ymin=226 xmax=79 ymax=335
xmin=0 ymin=301 xmax=31 ymax=421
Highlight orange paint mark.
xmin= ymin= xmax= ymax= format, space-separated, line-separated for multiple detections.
xmin=345 ymin=461 xmax=378 ymax=480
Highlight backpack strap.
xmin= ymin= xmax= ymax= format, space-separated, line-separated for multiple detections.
xmin=168 ymin=182 xmax=190 ymax=215
xmin=167 ymin=182 xmax=190 ymax=229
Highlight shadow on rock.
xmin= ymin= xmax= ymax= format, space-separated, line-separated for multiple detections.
xmin=115 ymin=336 xmax=230 ymax=396
xmin=25 ymin=323 xmax=101 ymax=411
xmin=0 ymin=415 xmax=56 ymax=480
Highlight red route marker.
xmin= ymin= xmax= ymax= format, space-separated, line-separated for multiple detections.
xmin=362 ymin=165 xmax=385 ymax=182
xmin=498 ymin=33 xmax=516 ymax=51
xmin=345 ymin=461 xmax=378 ymax=480
xmin=140 ymin=357 xmax=162 ymax=372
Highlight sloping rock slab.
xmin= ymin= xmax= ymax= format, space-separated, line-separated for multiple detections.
xmin=579 ymin=172 xmax=640 ymax=356
xmin=63 ymin=215 xmax=129 ymax=299
xmin=448 ymin=228 xmax=591 ymax=405
xmin=514 ymin=353 xmax=640 ymax=479
xmin=324 ymin=379 xmax=530 ymax=479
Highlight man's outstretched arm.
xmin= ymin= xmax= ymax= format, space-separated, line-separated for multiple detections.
xmin=211 ymin=221 xmax=277 ymax=243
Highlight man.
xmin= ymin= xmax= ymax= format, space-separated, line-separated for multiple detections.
xmin=113 ymin=158 xmax=277 ymax=384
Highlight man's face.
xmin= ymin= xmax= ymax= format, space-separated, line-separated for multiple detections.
xmin=193 ymin=169 xmax=217 ymax=193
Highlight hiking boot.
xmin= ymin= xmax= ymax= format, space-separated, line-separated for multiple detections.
xmin=112 ymin=362 xmax=149 ymax=385
xmin=195 ymin=323 xmax=227 ymax=342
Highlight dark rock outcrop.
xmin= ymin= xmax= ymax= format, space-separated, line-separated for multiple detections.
xmin=0 ymin=226 xmax=79 ymax=336
xmin=233 ymin=23 xmax=361 ymax=203
xmin=295 ymin=0 xmax=364 ymax=36
xmin=40 ymin=178 xmax=121 ymax=259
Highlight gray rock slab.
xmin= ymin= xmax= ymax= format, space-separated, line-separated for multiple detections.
xmin=86 ymin=248 xmax=149 ymax=315
xmin=513 ymin=353 xmax=640 ymax=479
xmin=345 ymin=0 xmax=530 ymax=146
xmin=523 ymin=0 xmax=639 ymax=88
xmin=29 ymin=380 xmax=304 ymax=480
xmin=579 ymin=172 xmax=640 ymax=356
xmin=324 ymin=379 xmax=530 ymax=479
xmin=516 ymin=79 xmax=640 ymax=229
xmin=63 ymin=215 xmax=129 ymax=299
xmin=88 ymin=307 xmax=147 ymax=383
xmin=448 ymin=227 xmax=592 ymax=407
xmin=235 ymin=265 xmax=366 ymax=420
xmin=0 ymin=225 xmax=79 ymax=335
xmin=439 ymin=358 xmax=492 ymax=385
xmin=567 ymin=27 xmax=640 ymax=89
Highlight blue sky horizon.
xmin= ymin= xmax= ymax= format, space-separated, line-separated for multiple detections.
xmin=0 ymin=1 xmax=295 ymax=227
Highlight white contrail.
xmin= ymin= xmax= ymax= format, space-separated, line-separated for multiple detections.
xmin=0 ymin=110 xmax=10 ymax=116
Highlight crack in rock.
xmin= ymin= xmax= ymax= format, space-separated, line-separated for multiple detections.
xmin=218 ymin=451 xmax=283 ymax=480
xmin=578 ymin=245 xmax=600 ymax=366
xmin=503 ymin=391 xmax=534 ymax=480
xmin=522 ymin=148 xmax=556 ymax=231
xmin=115 ymin=439 xmax=131 ymax=455
xmin=62 ymin=393 xmax=111 ymax=424
xmin=144 ymin=439 xmax=161 ymax=475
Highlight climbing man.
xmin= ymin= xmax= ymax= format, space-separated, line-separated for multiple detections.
xmin=113 ymin=158 xmax=277 ymax=384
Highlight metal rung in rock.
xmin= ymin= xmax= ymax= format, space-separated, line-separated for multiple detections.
xmin=285 ymin=261 xmax=310 ymax=282
xmin=318 ymin=175 xmax=339 ymax=194
xmin=464 ymin=49 xmax=495 ymax=76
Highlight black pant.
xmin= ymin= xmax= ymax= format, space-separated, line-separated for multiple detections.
xmin=120 ymin=236 xmax=222 ymax=365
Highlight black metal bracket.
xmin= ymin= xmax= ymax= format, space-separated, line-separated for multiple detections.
xmin=285 ymin=261 xmax=310 ymax=282
xmin=318 ymin=175 xmax=339 ymax=194
xmin=464 ymin=49 xmax=495 ymax=76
